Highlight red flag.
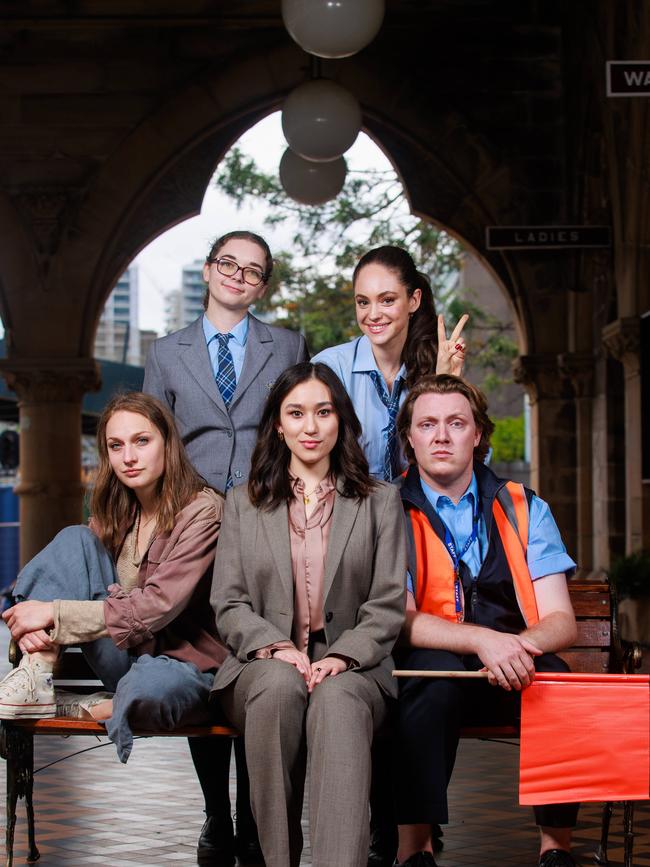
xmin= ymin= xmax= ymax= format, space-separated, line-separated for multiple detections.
xmin=520 ymin=673 xmax=649 ymax=804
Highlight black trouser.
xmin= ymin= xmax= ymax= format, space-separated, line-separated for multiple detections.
xmin=188 ymin=736 xmax=256 ymax=831
xmin=395 ymin=649 xmax=580 ymax=828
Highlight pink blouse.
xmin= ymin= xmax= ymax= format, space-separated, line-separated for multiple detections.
xmin=254 ymin=475 xmax=336 ymax=659
xmin=288 ymin=475 xmax=336 ymax=653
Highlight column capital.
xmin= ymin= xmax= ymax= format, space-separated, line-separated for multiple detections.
xmin=512 ymin=354 xmax=570 ymax=403
xmin=602 ymin=317 xmax=640 ymax=372
xmin=557 ymin=351 xmax=595 ymax=398
xmin=0 ymin=357 xmax=101 ymax=403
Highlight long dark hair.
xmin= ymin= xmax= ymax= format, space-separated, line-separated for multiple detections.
xmin=91 ymin=392 xmax=207 ymax=552
xmin=353 ymin=245 xmax=438 ymax=388
xmin=203 ymin=230 xmax=273 ymax=309
xmin=249 ymin=362 xmax=376 ymax=509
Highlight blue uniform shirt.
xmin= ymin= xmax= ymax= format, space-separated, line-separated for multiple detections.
xmin=313 ymin=335 xmax=408 ymax=479
xmin=203 ymin=313 xmax=249 ymax=384
xmin=406 ymin=472 xmax=576 ymax=593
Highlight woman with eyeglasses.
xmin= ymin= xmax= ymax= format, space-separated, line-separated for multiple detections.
xmin=144 ymin=231 xmax=308 ymax=863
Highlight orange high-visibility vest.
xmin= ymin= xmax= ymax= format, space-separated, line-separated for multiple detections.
xmin=407 ymin=481 xmax=539 ymax=627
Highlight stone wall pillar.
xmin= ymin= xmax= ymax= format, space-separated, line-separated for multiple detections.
xmin=558 ymin=352 xmax=595 ymax=573
xmin=602 ymin=316 xmax=643 ymax=554
xmin=0 ymin=359 xmax=100 ymax=566
xmin=514 ymin=354 xmax=577 ymax=559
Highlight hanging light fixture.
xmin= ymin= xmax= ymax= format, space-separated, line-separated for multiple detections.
xmin=282 ymin=79 xmax=362 ymax=162
xmin=279 ymin=148 xmax=347 ymax=205
xmin=282 ymin=0 xmax=385 ymax=59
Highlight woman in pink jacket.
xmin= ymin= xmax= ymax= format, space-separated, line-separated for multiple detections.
xmin=0 ymin=392 xmax=232 ymax=853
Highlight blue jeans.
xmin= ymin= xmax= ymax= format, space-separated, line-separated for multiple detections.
xmin=14 ymin=525 xmax=213 ymax=762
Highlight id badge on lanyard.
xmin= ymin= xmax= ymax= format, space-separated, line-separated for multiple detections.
xmin=443 ymin=514 xmax=479 ymax=623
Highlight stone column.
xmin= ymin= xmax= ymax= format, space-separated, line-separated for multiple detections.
xmin=0 ymin=358 xmax=100 ymax=566
xmin=558 ymin=352 xmax=595 ymax=574
xmin=513 ymin=354 xmax=577 ymax=558
xmin=602 ymin=316 xmax=643 ymax=555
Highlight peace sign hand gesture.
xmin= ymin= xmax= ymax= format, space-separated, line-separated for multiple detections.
xmin=436 ymin=313 xmax=469 ymax=377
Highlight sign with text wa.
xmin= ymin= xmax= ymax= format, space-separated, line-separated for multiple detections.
xmin=607 ymin=61 xmax=650 ymax=96
xmin=486 ymin=226 xmax=611 ymax=251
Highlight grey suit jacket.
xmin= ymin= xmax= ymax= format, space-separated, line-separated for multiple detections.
xmin=210 ymin=480 xmax=407 ymax=698
xmin=143 ymin=315 xmax=308 ymax=491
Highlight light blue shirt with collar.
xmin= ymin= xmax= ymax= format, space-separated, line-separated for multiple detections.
xmin=203 ymin=313 xmax=249 ymax=383
xmin=407 ymin=472 xmax=576 ymax=593
xmin=312 ymin=335 xmax=408 ymax=479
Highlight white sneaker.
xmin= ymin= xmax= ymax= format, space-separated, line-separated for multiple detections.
xmin=55 ymin=689 xmax=113 ymax=720
xmin=0 ymin=655 xmax=56 ymax=718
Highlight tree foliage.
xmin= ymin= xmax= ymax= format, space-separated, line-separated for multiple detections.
xmin=215 ymin=146 xmax=519 ymax=395
xmin=491 ymin=415 xmax=525 ymax=463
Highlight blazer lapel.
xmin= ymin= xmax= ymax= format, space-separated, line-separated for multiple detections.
xmin=323 ymin=486 xmax=360 ymax=601
xmin=230 ymin=315 xmax=273 ymax=410
xmin=179 ymin=318 xmax=229 ymax=415
xmin=261 ymin=504 xmax=295 ymax=606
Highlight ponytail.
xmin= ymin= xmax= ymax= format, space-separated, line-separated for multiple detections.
xmin=402 ymin=270 xmax=438 ymax=388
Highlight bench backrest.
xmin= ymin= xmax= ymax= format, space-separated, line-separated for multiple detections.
xmin=559 ymin=581 xmax=623 ymax=674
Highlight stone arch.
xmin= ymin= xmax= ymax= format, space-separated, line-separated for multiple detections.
xmin=66 ymin=41 xmax=534 ymax=357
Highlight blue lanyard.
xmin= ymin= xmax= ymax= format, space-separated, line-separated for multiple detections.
xmin=440 ymin=506 xmax=480 ymax=622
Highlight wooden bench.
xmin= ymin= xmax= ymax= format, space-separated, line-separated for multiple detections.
xmin=1 ymin=580 xmax=643 ymax=867
xmin=0 ymin=641 xmax=237 ymax=867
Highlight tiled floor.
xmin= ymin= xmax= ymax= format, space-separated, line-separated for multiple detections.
xmin=1 ymin=626 xmax=648 ymax=866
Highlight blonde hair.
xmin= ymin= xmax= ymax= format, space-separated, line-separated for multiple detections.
xmin=397 ymin=374 xmax=495 ymax=464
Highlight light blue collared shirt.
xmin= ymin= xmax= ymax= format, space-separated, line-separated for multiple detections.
xmin=407 ymin=472 xmax=576 ymax=593
xmin=203 ymin=313 xmax=249 ymax=383
xmin=313 ymin=336 xmax=408 ymax=479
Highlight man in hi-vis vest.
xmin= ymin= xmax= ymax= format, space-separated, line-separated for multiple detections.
xmin=393 ymin=375 xmax=579 ymax=867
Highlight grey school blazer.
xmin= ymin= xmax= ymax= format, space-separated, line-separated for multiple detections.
xmin=143 ymin=314 xmax=308 ymax=491
xmin=210 ymin=480 xmax=407 ymax=698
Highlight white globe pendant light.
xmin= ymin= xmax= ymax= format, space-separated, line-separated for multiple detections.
xmin=282 ymin=79 xmax=362 ymax=162
xmin=280 ymin=148 xmax=346 ymax=205
xmin=282 ymin=0 xmax=385 ymax=59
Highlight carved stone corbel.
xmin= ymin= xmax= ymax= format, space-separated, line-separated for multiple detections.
xmin=602 ymin=317 xmax=641 ymax=374
xmin=513 ymin=354 xmax=571 ymax=404
xmin=557 ymin=351 xmax=595 ymax=399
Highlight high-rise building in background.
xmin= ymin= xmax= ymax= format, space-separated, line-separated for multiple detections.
xmin=94 ymin=266 xmax=142 ymax=365
xmin=139 ymin=329 xmax=159 ymax=366
xmin=165 ymin=260 xmax=205 ymax=333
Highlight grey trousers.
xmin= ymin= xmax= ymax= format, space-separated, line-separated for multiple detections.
xmin=13 ymin=525 xmax=213 ymax=762
xmin=220 ymin=659 xmax=389 ymax=867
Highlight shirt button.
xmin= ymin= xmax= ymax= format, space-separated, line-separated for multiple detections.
xmin=325 ymin=611 xmax=333 ymax=623
xmin=226 ymin=430 xmax=233 ymax=438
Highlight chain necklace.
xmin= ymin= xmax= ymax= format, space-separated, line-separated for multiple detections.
xmin=303 ymin=485 xmax=320 ymax=505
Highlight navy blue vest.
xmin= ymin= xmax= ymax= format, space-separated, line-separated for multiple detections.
xmin=400 ymin=462 xmax=534 ymax=635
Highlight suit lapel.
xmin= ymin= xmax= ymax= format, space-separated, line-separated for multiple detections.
xmin=230 ymin=315 xmax=273 ymax=410
xmin=261 ymin=504 xmax=294 ymax=606
xmin=179 ymin=318 xmax=229 ymax=415
xmin=323 ymin=487 xmax=360 ymax=601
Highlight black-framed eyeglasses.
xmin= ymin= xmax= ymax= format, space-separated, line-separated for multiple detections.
xmin=208 ymin=256 xmax=266 ymax=287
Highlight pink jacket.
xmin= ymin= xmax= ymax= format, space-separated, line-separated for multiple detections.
xmin=93 ymin=487 xmax=228 ymax=672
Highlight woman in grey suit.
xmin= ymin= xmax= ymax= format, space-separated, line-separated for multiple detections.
xmin=211 ymin=362 xmax=407 ymax=867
